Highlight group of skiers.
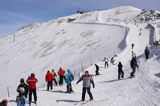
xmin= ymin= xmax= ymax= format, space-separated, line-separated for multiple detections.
xmin=117 ymin=45 xmax=150 ymax=80
xmin=17 ymin=73 xmax=38 ymax=105
xmin=15 ymin=45 xmax=151 ymax=105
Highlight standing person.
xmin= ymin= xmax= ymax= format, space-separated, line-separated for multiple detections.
xmin=45 ymin=71 xmax=53 ymax=91
xmin=50 ymin=69 xmax=58 ymax=86
xmin=131 ymin=51 xmax=136 ymax=59
xmin=144 ymin=46 xmax=150 ymax=60
xmin=130 ymin=58 xmax=138 ymax=78
xmin=58 ymin=67 xmax=65 ymax=85
xmin=76 ymin=71 xmax=95 ymax=101
xmin=102 ymin=57 xmax=109 ymax=68
xmin=117 ymin=62 xmax=124 ymax=80
xmin=111 ymin=57 xmax=115 ymax=65
xmin=27 ymin=73 xmax=38 ymax=104
xmin=95 ymin=64 xmax=100 ymax=75
xmin=65 ymin=69 xmax=74 ymax=93
xmin=131 ymin=43 xmax=134 ymax=49
xmin=16 ymin=78 xmax=28 ymax=106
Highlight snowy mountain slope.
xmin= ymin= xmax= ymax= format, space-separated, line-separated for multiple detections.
xmin=0 ymin=7 xmax=129 ymax=99
xmin=0 ymin=6 xmax=160 ymax=106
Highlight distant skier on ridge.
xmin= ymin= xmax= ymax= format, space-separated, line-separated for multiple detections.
xmin=144 ymin=46 xmax=150 ymax=60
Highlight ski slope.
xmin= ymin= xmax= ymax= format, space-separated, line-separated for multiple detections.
xmin=0 ymin=6 xmax=160 ymax=106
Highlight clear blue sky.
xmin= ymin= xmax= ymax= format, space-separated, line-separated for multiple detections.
xmin=0 ymin=0 xmax=160 ymax=36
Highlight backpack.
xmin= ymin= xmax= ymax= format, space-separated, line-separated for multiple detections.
xmin=70 ymin=74 xmax=74 ymax=81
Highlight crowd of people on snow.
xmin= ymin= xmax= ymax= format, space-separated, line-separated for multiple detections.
xmin=117 ymin=44 xmax=150 ymax=79
xmin=2 ymin=44 xmax=150 ymax=105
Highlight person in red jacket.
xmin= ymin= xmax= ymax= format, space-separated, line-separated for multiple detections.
xmin=27 ymin=73 xmax=38 ymax=104
xmin=45 ymin=71 xmax=53 ymax=91
xmin=58 ymin=67 xmax=65 ymax=85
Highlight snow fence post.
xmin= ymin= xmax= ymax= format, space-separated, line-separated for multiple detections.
xmin=7 ymin=86 xmax=10 ymax=97
xmin=81 ymin=61 xmax=83 ymax=72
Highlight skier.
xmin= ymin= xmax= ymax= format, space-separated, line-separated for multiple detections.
xmin=95 ymin=64 xmax=100 ymax=75
xmin=111 ymin=57 xmax=115 ymax=65
xmin=117 ymin=62 xmax=124 ymax=80
xmin=45 ymin=71 xmax=53 ymax=91
xmin=131 ymin=51 xmax=136 ymax=59
xmin=16 ymin=78 xmax=28 ymax=106
xmin=58 ymin=67 xmax=65 ymax=85
xmin=65 ymin=69 xmax=74 ymax=93
xmin=50 ymin=69 xmax=58 ymax=86
xmin=27 ymin=73 xmax=38 ymax=104
xmin=131 ymin=43 xmax=134 ymax=49
xmin=76 ymin=71 xmax=95 ymax=101
xmin=102 ymin=57 xmax=109 ymax=68
xmin=144 ymin=46 xmax=150 ymax=60
xmin=130 ymin=58 xmax=138 ymax=78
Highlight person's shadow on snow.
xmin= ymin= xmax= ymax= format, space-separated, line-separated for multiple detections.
xmin=56 ymin=99 xmax=80 ymax=103
xmin=99 ymin=78 xmax=129 ymax=83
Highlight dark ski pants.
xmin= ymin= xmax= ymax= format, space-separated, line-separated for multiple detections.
xmin=29 ymin=89 xmax=37 ymax=103
xmin=105 ymin=62 xmax=109 ymax=68
xmin=95 ymin=70 xmax=100 ymax=75
xmin=145 ymin=54 xmax=149 ymax=60
xmin=66 ymin=83 xmax=73 ymax=93
xmin=82 ymin=87 xmax=93 ymax=101
xmin=47 ymin=81 xmax=53 ymax=90
xmin=130 ymin=67 xmax=136 ymax=77
xmin=118 ymin=70 xmax=124 ymax=79
xmin=59 ymin=76 xmax=64 ymax=85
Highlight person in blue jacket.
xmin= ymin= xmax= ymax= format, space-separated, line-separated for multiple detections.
xmin=65 ymin=69 xmax=74 ymax=93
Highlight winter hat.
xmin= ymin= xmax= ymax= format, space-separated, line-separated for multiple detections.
xmin=20 ymin=78 xmax=24 ymax=83
xmin=67 ymin=69 xmax=71 ymax=73
xmin=31 ymin=73 xmax=35 ymax=77
xmin=85 ymin=71 xmax=89 ymax=75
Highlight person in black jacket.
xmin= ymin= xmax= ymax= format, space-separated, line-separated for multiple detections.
xmin=95 ymin=64 xmax=100 ymax=75
xmin=144 ymin=46 xmax=150 ymax=60
xmin=118 ymin=62 xmax=124 ymax=80
xmin=17 ymin=78 xmax=28 ymax=98
xmin=130 ymin=58 xmax=138 ymax=77
xmin=16 ymin=78 xmax=28 ymax=106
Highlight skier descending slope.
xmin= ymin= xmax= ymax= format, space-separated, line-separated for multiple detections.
xmin=65 ymin=69 xmax=74 ymax=93
xmin=76 ymin=71 xmax=95 ymax=101
xmin=27 ymin=73 xmax=38 ymax=104
xmin=45 ymin=71 xmax=53 ymax=91
xmin=16 ymin=78 xmax=28 ymax=106
xmin=130 ymin=58 xmax=138 ymax=78
xmin=117 ymin=62 xmax=124 ymax=80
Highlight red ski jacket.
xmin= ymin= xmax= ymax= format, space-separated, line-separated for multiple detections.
xmin=27 ymin=77 xmax=38 ymax=89
xmin=58 ymin=68 xmax=65 ymax=76
xmin=45 ymin=72 xmax=53 ymax=82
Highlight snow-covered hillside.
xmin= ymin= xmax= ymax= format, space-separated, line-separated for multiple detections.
xmin=0 ymin=6 xmax=160 ymax=106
